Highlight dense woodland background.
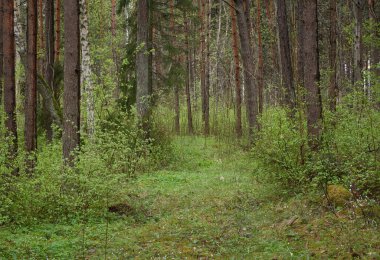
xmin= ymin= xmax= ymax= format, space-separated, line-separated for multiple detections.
xmin=0 ymin=0 xmax=380 ymax=258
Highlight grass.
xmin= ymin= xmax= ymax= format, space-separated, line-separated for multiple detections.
xmin=1 ymin=136 xmax=379 ymax=259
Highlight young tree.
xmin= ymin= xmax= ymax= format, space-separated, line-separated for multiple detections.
xmin=229 ymin=0 xmax=242 ymax=137
xmin=303 ymin=0 xmax=322 ymax=150
xmin=136 ymin=0 xmax=151 ymax=131
xmin=276 ymin=0 xmax=295 ymax=109
xmin=25 ymin=0 xmax=38 ymax=163
xmin=63 ymin=0 xmax=80 ymax=163
xmin=235 ymin=0 xmax=258 ymax=139
xmin=3 ymin=0 xmax=18 ymax=157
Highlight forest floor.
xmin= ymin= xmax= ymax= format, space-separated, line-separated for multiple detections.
xmin=1 ymin=137 xmax=379 ymax=259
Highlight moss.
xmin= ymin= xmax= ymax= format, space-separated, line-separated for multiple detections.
xmin=327 ymin=185 xmax=352 ymax=207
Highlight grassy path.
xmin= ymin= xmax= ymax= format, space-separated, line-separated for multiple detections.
xmin=1 ymin=137 xmax=379 ymax=259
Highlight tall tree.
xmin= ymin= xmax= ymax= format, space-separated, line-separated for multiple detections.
xmin=184 ymin=12 xmax=194 ymax=135
xmin=4 ymin=0 xmax=18 ymax=157
xmin=276 ymin=0 xmax=295 ymax=109
xmin=55 ymin=0 xmax=61 ymax=61
xmin=63 ymin=0 xmax=80 ymax=163
xmin=80 ymin=0 xmax=95 ymax=137
xmin=304 ymin=0 xmax=322 ymax=150
xmin=328 ymin=0 xmax=338 ymax=111
xmin=368 ymin=0 xmax=379 ymax=80
xmin=256 ymin=0 xmax=264 ymax=115
xmin=38 ymin=0 xmax=44 ymax=72
xmin=235 ymin=0 xmax=258 ymax=139
xmin=0 ymin=0 xmax=3 ymax=106
xmin=25 ymin=0 xmax=38 ymax=163
xmin=353 ymin=0 xmax=364 ymax=83
xmin=229 ymin=0 xmax=242 ymax=137
xmin=296 ymin=0 xmax=305 ymax=89
xmin=136 ymin=0 xmax=151 ymax=131
xmin=44 ymin=0 xmax=55 ymax=141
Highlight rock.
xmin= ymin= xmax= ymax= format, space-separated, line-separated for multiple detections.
xmin=327 ymin=185 xmax=352 ymax=207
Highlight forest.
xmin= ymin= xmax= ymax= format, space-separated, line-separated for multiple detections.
xmin=0 ymin=0 xmax=379 ymax=258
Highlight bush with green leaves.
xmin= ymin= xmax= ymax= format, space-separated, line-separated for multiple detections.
xmin=0 ymin=113 xmax=173 ymax=225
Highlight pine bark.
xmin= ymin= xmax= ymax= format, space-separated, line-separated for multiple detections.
xmin=296 ymin=0 xmax=305 ymax=88
xmin=229 ymin=0 xmax=242 ymax=137
xmin=276 ymin=0 xmax=295 ymax=109
xmin=304 ymin=0 xmax=322 ymax=150
xmin=80 ymin=0 xmax=95 ymax=137
xmin=63 ymin=0 xmax=81 ymax=163
xmin=235 ymin=0 xmax=258 ymax=139
xmin=4 ymin=0 xmax=18 ymax=157
xmin=25 ymin=0 xmax=38 ymax=160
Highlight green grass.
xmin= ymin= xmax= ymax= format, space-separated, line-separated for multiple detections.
xmin=1 ymin=137 xmax=379 ymax=259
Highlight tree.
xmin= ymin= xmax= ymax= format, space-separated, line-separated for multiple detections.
xmin=256 ymin=0 xmax=264 ymax=115
xmin=353 ymin=0 xmax=364 ymax=83
xmin=229 ymin=0 xmax=242 ymax=137
xmin=136 ymin=0 xmax=151 ymax=131
xmin=55 ymin=0 xmax=61 ymax=61
xmin=0 ymin=0 xmax=3 ymax=106
xmin=63 ymin=0 xmax=80 ymax=163
xmin=44 ymin=0 xmax=55 ymax=141
xmin=80 ymin=0 xmax=95 ymax=137
xmin=303 ymin=0 xmax=322 ymax=150
xmin=276 ymin=0 xmax=295 ymax=109
xmin=235 ymin=0 xmax=258 ymax=139
xmin=184 ymin=12 xmax=194 ymax=135
xmin=25 ymin=0 xmax=38 ymax=166
xmin=3 ymin=0 xmax=18 ymax=157
xmin=328 ymin=0 xmax=338 ymax=111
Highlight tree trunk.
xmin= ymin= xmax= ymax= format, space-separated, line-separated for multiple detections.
xmin=136 ymin=0 xmax=151 ymax=131
xmin=44 ymin=0 xmax=55 ymax=141
xmin=55 ymin=0 xmax=61 ymax=61
xmin=38 ymin=0 xmax=44 ymax=72
xmin=63 ymin=0 xmax=80 ymax=163
xmin=80 ymin=0 xmax=95 ymax=137
xmin=368 ymin=0 xmax=380 ymax=85
xmin=256 ymin=0 xmax=264 ymax=115
xmin=0 ymin=0 xmax=3 ymax=106
xmin=353 ymin=0 xmax=364 ymax=83
xmin=276 ymin=0 xmax=295 ymax=109
xmin=235 ymin=0 xmax=258 ymax=139
xmin=25 ymin=0 xmax=38 ymax=169
xmin=230 ymin=0 xmax=242 ymax=137
xmin=296 ymin=0 xmax=305 ymax=89
xmin=185 ymin=17 xmax=194 ymax=135
xmin=304 ymin=0 xmax=322 ymax=151
xmin=328 ymin=0 xmax=338 ymax=111
xmin=4 ymin=0 xmax=18 ymax=158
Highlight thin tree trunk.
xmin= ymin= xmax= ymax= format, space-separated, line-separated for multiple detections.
xmin=368 ymin=0 xmax=380 ymax=85
xmin=256 ymin=0 xmax=264 ymax=115
xmin=55 ymin=0 xmax=60 ymax=61
xmin=276 ymin=0 xmax=295 ymax=109
xmin=136 ymin=0 xmax=151 ymax=131
xmin=25 ymin=0 xmax=38 ymax=169
xmin=80 ymin=0 xmax=95 ymax=137
xmin=0 ymin=0 xmax=3 ymax=106
xmin=296 ymin=0 xmax=305 ymax=88
xmin=44 ymin=0 xmax=54 ymax=141
xmin=235 ymin=0 xmax=258 ymax=139
xmin=304 ymin=0 xmax=322 ymax=151
xmin=63 ymin=0 xmax=81 ymax=163
xmin=353 ymin=0 xmax=364 ymax=83
xmin=4 ymin=0 xmax=18 ymax=158
xmin=328 ymin=0 xmax=338 ymax=111
xmin=185 ymin=15 xmax=194 ymax=135
xmin=230 ymin=0 xmax=242 ymax=137
xmin=38 ymin=0 xmax=44 ymax=72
